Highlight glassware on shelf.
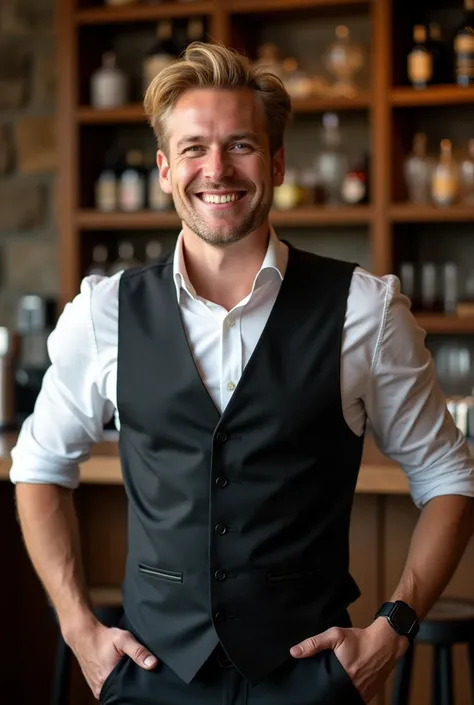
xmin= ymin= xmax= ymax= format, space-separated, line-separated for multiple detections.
xmin=280 ymin=58 xmax=312 ymax=99
xmin=403 ymin=133 xmax=434 ymax=204
xmin=313 ymin=112 xmax=349 ymax=205
xmin=252 ymin=43 xmax=284 ymax=80
xmin=460 ymin=138 xmax=474 ymax=204
xmin=273 ymin=168 xmax=303 ymax=210
xmin=142 ymin=20 xmax=180 ymax=94
xmin=145 ymin=240 xmax=164 ymax=262
xmin=119 ymin=150 xmax=146 ymax=212
xmin=407 ymin=24 xmax=433 ymax=89
xmin=323 ymin=25 xmax=365 ymax=98
xmin=457 ymin=267 xmax=474 ymax=316
xmin=90 ymin=52 xmax=128 ymax=109
xmin=86 ymin=245 xmax=109 ymax=277
xmin=108 ymin=242 xmax=141 ymax=276
xmin=341 ymin=153 xmax=369 ymax=205
xmin=454 ymin=0 xmax=474 ymax=87
xmin=431 ymin=138 xmax=459 ymax=207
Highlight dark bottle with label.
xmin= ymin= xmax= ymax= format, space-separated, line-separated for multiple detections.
xmin=142 ymin=20 xmax=180 ymax=94
xmin=454 ymin=0 xmax=474 ymax=86
xmin=407 ymin=24 xmax=433 ymax=89
xmin=427 ymin=23 xmax=452 ymax=84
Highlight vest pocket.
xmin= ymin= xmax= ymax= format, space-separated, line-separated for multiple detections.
xmin=138 ymin=563 xmax=183 ymax=583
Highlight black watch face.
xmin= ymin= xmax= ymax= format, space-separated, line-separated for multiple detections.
xmin=390 ymin=602 xmax=417 ymax=634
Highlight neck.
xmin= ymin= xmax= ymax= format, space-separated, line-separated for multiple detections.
xmin=181 ymin=222 xmax=271 ymax=310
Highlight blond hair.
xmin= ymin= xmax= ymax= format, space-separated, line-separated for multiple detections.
xmin=143 ymin=41 xmax=292 ymax=155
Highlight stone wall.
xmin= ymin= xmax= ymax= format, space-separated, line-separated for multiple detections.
xmin=0 ymin=0 xmax=57 ymax=328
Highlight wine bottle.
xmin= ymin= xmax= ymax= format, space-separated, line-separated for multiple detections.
xmin=119 ymin=151 xmax=146 ymax=212
xmin=427 ymin=23 xmax=452 ymax=84
xmin=407 ymin=25 xmax=433 ymax=89
xmin=431 ymin=138 xmax=459 ymax=207
xmin=142 ymin=20 xmax=180 ymax=93
xmin=454 ymin=0 xmax=474 ymax=86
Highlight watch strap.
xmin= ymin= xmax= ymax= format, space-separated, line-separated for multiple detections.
xmin=375 ymin=601 xmax=419 ymax=643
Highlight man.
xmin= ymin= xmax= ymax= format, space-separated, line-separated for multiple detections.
xmin=10 ymin=41 xmax=474 ymax=705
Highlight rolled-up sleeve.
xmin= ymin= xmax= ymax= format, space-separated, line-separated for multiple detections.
xmin=364 ymin=277 xmax=474 ymax=508
xmin=9 ymin=276 xmax=114 ymax=489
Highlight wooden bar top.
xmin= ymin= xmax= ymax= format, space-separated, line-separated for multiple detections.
xmin=0 ymin=431 xmax=412 ymax=495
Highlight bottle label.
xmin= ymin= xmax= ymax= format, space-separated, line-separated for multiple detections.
xmin=341 ymin=175 xmax=366 ymax=204
xmin=455 ymin=33 xmax=474 ymax=78
xmin=95 ymin=180 xmax=117 ymax=211
xmin=120 ymin=179 xmax=146 ymax=211
xmin=408 ymin=50 xmax=433 ymax=84
xmin=432 ymin=174 xmax=457 ymax=205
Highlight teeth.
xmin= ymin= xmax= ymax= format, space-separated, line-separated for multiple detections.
xmin=201 ymin=193 xmax=241 ymax=204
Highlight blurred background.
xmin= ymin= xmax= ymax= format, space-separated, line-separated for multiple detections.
xmin=2 ymin=0 xmax=474 ymax=439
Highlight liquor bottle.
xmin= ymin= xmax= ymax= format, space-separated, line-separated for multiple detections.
xmin=145 ymin=240 xmax=163 ymax=262
xmin=314 ymin=113 xmax=349 ymax=205
xmin=341 ymin=153 xmax=369 ymax=205
xmin=142 ymin=20 xmax=179 ymax=93
xmin=427 ymin=23 xmax=452 ymax=84
xmin=403 ymin=132 xmax=434 ymax=204
xmin=119 ymin=150 xmax=146 ymax=212
xmin=90 ymin=52 xmax=128 ymax=109
xmin=454 ymin=0 xmax=474 ymax=86
xmin=460 ymin=138 xmax=474 ymax=204
xmin=95 ymin=151 xmax=120 ymax=212
xmin=431 ymin=139 xmax=459 ymax=207
xmin=86 ymin=245 xmax=109 ymax=277
xmin=178 ymin=17 xmax=205 ymax=53
xmin=407 ymin=25 xmax=433 ymax=89
xmin=148 ymin=162 xmax=173 ymax=211
xmin=108 ymin=242 xmax=140 ymax=276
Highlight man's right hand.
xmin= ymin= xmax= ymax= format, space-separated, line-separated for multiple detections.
xmin=66 ymin=621 xmax=158 ymax=699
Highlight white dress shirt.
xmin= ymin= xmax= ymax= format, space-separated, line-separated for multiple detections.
xmin=9 ymin=229 xmax=474 ymax=508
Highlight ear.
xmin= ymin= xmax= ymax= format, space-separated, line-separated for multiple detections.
xmin=272 ymin=146 xmax=285 ymax=187
xmin=157 ymin=150 xmax=172 ymax=194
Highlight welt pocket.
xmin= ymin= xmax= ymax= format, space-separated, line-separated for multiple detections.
xmin=267 ymin=567 xmax=320 ymax=584
xmin=138 ymin=563 xmax=183 ymax=583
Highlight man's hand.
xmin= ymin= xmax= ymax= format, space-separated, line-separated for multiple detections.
xmin=66 ymin=620 xmax=158 ymax=700
xmin=289 ymin=618 xmax=409 ymax=703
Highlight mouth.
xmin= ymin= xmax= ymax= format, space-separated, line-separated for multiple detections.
xmin=193 ymin=191 xmax=247 ymax=207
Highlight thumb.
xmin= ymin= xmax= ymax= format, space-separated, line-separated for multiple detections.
xmin=119 ymin=631 xmax=158 ymax=670
xmin=290 ymin=627 xmax=343 ymax=658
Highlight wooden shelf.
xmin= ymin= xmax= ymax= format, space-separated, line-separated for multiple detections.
xmin=415 ymin=314 xmax=474 ymax=335
xmin=75 ymin=1 xmax=213 ymax=24
xmin=77 ymin=94 xmax=371 ymax=125
xmin=390 ymin=204 xmax=474 ymax=223
xmin=77 ymin=206 xmax=372 ymax=230
xmin=227 ymin=0 xmax=369 ymax=13
xmin=391 ymin=84 xmax=474 ymax=108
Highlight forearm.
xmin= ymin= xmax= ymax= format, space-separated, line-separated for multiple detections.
xmin=15 ymin=483 xmax=98 ymax=640
xmin=389 ymin=494 xmax=474 ymax=619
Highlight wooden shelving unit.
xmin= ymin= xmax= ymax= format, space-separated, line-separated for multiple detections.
xmin=415 ymin=314 xmax=474 ymax=335
xmin=58 ymin=0 xmax=474 ymax=338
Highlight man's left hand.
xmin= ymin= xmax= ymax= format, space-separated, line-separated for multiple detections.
xmin=289 ymin=617 xmax=410 ymax=704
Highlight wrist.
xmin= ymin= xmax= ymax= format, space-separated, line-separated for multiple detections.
xmin=60 ymin=607 xmax=100 ymax=647
xmin=368 ymin=616 xmax=410 ymax=660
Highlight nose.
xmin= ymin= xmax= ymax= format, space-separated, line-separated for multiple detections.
xmin=203 ymin=148 xmax=234 ymax=182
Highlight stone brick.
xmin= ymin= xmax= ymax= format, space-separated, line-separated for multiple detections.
xmin=0 ymin=43 xmax=29 ymax=108
xmin=0 ymin=182 xmax=46 ymax=230
xmin=0 ymin=125 xmax=13 ymax=173
xmin=15 ymin=117 xmax=57 ymax=174
xmin=0 ymin=0 xmax=53 ymax=35
xmin=33 ymin=49 xmax=56 ymax=105
xmin=5 ymin=240 xmax=57 ymax=294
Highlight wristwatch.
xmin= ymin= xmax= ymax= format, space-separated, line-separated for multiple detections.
xmin=374 ymin=601 xmax=419 ymax=643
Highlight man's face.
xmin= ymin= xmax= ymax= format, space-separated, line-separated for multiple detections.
xmin=157 ymin=88 xmax=285 ymax=247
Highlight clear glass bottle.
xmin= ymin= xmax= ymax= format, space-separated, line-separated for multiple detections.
xmin=314 ymin=112 xmax=349 ymax=205
xmin=252 ymin=43 xmax=284 ymax=80
xmin=108 ymin=241 xmax=140 ymax=276
xmin=454 ymin=0 xmax=474 ymax=87
xmin=86 ymin=245 xmax=109 ymax=277
xmin=403 ymin=132 xmax=433 ymax=204
xmin=460 ymin=138 xmax=474 ymax=204
xmin=145 ymin=240 xmax=163 ymax=261
xmin=273 ymin=168 xmax=303 ymax=210
xmin=119 ymin=150 xmax=146 ymax=212
xmin=341 ymin=153 xmax=369 ymax=205
xmin=143 ymin=20 xmax=179 ymax=93
xmin=431 ymin=138 xmax=459 ymax=207
xmin=323 ymin=25 xmax=365 ymax=98
xmin=407 ymin=25 xmax=433 ymax=89
xmin=280 ymin=58 xmax=312 ymax=99
xmin=95 ymin=152 xmax=119 ymax=212
xmin=90 ymin=52 xmax=128 ymax=109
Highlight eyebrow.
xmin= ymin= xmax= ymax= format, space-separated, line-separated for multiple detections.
xmin=176 ymin=132 xmax=261 ymax=151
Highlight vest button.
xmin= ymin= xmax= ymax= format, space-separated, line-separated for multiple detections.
xmin=216 ymin=431 xmax=228 ymax=443
xmin=215 ymin=476 xmax=229 ymax=488
xmin=213 ymin=611 xmax=222 ymax=621
xmin=215 ymin=524 xmax=228 ymax=535
xmin=214 ymin=569 xmax=227 ymax=581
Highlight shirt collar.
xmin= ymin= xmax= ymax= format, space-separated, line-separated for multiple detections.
xmin=173 ymin=227 xmax=288 ymax=303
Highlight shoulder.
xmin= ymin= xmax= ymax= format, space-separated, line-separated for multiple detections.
xmin=347 ymin=266 xmax=403 ymax=322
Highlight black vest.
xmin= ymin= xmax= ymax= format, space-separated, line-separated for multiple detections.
xmin=117 ymin=244 xmax=364 ymax=685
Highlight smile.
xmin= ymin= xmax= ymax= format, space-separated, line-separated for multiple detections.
xmin=196 ymin=191 xmax=246 ymax=204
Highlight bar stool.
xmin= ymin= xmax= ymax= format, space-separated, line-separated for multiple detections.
xmin=391 ymin=597 xmax=474 ymax=705
xmin=49 ymin=587 xmax=123 ymax=705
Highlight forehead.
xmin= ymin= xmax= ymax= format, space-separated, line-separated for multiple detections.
xmin=166 ymin=88 xmax=267 ymax=144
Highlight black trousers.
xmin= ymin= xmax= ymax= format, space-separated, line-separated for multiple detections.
xmin=100 ymin=631 xmax=364 ymax=705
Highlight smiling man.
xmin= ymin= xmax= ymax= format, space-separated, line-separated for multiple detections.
xmin=10 ymin=42 xmax=474 ymax=705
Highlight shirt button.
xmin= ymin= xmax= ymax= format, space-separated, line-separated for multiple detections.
xmin=227 ymin=319 xmax=235 ymax=328
xmin=227 ymin=381 xmax=236 ymax=391
xmin=214 ymin=569 xmax=227 ymax=581
xmin=215 ymin=524 xmax=228 ymax=535
xmin=215 ymin=431 xmax=227 ymax=443
xmin=215 ymin=476 xmax=229 ymax=487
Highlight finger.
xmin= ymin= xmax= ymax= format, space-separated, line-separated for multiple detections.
xmin=119 ymin=631 xmax=158 ymax=670
xmin=290 ymin=627 xmax=344 ymax=658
